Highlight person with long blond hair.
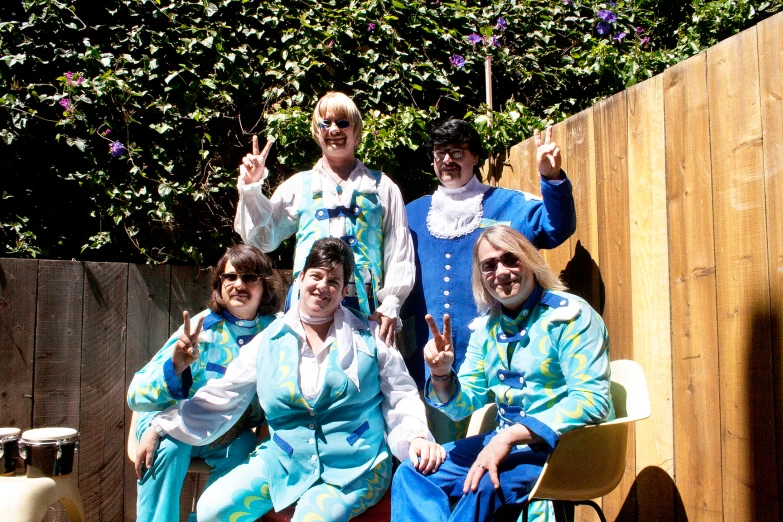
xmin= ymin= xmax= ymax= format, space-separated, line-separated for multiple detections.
xmin=234 ymin=92 xmax=413 ymax=347
xmin=392 ymin=225 xmax=613 ymax=522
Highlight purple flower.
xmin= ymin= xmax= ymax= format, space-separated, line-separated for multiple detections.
xmin=76 ymin=75 xmax=84 ymax=85
xmin=612 ymin=31 xmax=626 ymax=42
xmin=110 ymin=141 xmax=127 ymax=158
xmin=597 ymin=9 xmax=617 ymax=23
xmin=327 ymin=39 xmax=335 ymax=48
xmin=496 ymin=17 xmax=507 ymax=31
xmin=489 ymin=35 xmax=500 ymax=47
xmin=59 ymin=98 xmax=70 ymax=110
xmin=104 ymin=129 xmax=112 ymax=136
xmin=608 ymin=0 xmax=616 ymax=6
xmin=563 ymin=0 xmax=573 ymax=4
xmin=641 ymin=36 xmax=650 ymax=45
xmin=367 ymin=22 xmax=376 ymax=32
xmin=596 ymin=21 xmax=611 ymax=35
xmin=65 ymin=71 xmax=74 ymax=84
xmin=468 ymin=33 xmax=482 ymax=45
xmin=636 ymin=26 xmax=644 ymax=33
xmin=449 ymin=55 xmax=465 ymax=68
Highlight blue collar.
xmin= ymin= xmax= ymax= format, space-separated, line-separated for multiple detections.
xmin=220 ymin=309 xmax=262 ymax=327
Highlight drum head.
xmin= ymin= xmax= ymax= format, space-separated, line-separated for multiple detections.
xmin=20 ymin=427 xmax=78 ymax=444
xmin=0 ymin=428 xmax=20 ymax=442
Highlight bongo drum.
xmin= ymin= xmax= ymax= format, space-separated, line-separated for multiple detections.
xmin=18 ymin=428 xmax=79 ymax=478
xmin=0 ymin=427 xmax=22 ymax=475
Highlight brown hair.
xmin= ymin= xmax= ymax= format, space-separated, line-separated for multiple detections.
xmin=209 ymin=244 xmax=284 ymax=316
xmin=301 ymin=237 xmax=355 ymax=288
xmin=471 ymin=225 xmax=566 ymax=312
xmin=310 ymin=92 xmax=363 ymax=148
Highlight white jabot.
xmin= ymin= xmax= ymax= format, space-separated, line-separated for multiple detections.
xmin=426 ymin=176 xmax=491 ymax=239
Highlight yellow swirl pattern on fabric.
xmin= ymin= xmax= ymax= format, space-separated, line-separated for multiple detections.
xmin=540 ymin=358 xmax=556 ymax=377
xmin=229 ymin=512 xmax=251 ymax=522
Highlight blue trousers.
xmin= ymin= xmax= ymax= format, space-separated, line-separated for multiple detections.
xmin=391 ymin=431 xmax=549 ymax=522
xmin=136 ymin=422 xmax=258 ymax=522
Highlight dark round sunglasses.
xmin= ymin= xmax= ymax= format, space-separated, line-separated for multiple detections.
xmin=220 ymin=273 xmax=261 ymax=285
xmin=318 ymin=119 xmax=351 ymax=129
xmin=479 ymin=253 xmax=521 ymax=275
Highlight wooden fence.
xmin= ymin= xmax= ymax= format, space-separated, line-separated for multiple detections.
xmin=1 ymin=11 xmax=781 ymax=522
xmin=492 ymin=12 xmax=783 ymax=522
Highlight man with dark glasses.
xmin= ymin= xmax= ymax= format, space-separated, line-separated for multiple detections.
xmin=234 ymin=92 xmax=414 ymax=348
xmin=403 ymin=119 xmax=576 ymax=443
xmin=128 ymin=244 xmax=284 ymax=522
xmin=392 ymin=225 xmax=613 ymax=522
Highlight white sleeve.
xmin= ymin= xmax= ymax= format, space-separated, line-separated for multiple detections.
xmin=234 ymin=175 xmax=301 ymax=252
xmin=375 ymin=175 xmax=415 ymax=321
xmin=152 ymin=337 xmax=260 ymax=446
xmin=372 ymin=322 xmax=433 ymax=461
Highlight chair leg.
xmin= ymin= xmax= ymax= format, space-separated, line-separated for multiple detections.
xmin=521 ymin=502 xmax=529 ymax=522
xmin=574 ymin=500 xmax=608 ymax=522
xmin=551 ymin=500 xmax=574 ymax=522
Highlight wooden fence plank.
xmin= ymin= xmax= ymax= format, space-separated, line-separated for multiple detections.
xmin=0 ymin=258 xmax=38 ymax=430
xmin=593 ymin=91 xmax=636 ymax=521
xmin=562 ymin=106 xmax=603 ymax=522
xmin=33 ymin=260 xmax=83 ymax=429
xmin=498 ymin=135 xmax=538 ymax=193
xmin=124 ymin=264 xmax=172 ymax=522
xmin=627 ymin=74 xmax=675 ymax=522
xmin=79 ymin=262 xmax=128 ymax=521
xmin=707 ymin=27 xmax=778 ymax=521
xmin=758 ymin=13 xmax=783 ymax=521
xmin=664 ymin=52 xmax=723 ymax=522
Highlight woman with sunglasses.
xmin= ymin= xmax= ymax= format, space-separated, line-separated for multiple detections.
xmin=128 ymin=244 xmax=284 ymax=522
xmin=392 ymin=225 xmax=613 ymax=522
xmin=234 ymin=92 xmax=414 ymax=347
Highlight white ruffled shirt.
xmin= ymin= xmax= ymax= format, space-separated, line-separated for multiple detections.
xmin=234 ymin=160 xmax=414 ymax=320
xmin=426 ymin=176 xmax=491 ymax=239
xmin=153 ymin=305 xmax=433 ymax=461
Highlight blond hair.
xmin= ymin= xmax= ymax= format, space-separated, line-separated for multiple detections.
xmin=471 ymin=225 xmax=566 ymax=312
xmin=311 ymin=92 xmax=363 ymax=148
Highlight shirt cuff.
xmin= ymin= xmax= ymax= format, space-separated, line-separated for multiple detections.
xmin=517 ymin=415 xmax=560 ymax=454
xmin=375 ymin=294 xmax=401 ymax=323
xmin=164 ymin=358 xmax=192 ymax=400
xmin=238 ymin=172 xmax=268 ymax=193
xmin=540 ymin=169 xmax=568 ymax=186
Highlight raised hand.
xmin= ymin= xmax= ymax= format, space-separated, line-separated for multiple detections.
xmin=239 ymin=135 xmax=274 ymax=185
xmin=171 ymin=310 xmax=204 ymax=375
xmin=534 ymin=127 xmax=562 ymax=180
xmin=423 ymin=313 xmax=454 ymax=378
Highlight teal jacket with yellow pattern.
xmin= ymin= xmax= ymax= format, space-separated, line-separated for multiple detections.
xmin=127 ymin=309 xmax=277 ymax=426
xmin=426 ymin=286 xmax=614 ymax=451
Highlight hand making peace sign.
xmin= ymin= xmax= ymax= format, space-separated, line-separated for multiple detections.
xmin=171 ymin=310 xmax=204 ymax=375
xmin=423 ymin=313 xmax=454 ymax=378
xmin=534 ymin=127 xmax=562 ymax=180
xmin=238 ymin=135 xmax=274 ymax=185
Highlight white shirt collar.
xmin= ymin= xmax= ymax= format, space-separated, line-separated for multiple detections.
xmin=284 ymin=304 xmax=371 ymax=390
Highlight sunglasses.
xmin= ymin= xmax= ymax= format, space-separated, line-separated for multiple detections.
xmin=220 ymin=273 xmax=261 ymax=285
xmin=433 ymin=147 xmax=468 ymax=161
xmin=479 ymin=253 xmax=521 ymax=275
xmin=318 ymin=119 xmax=351 ymax=130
